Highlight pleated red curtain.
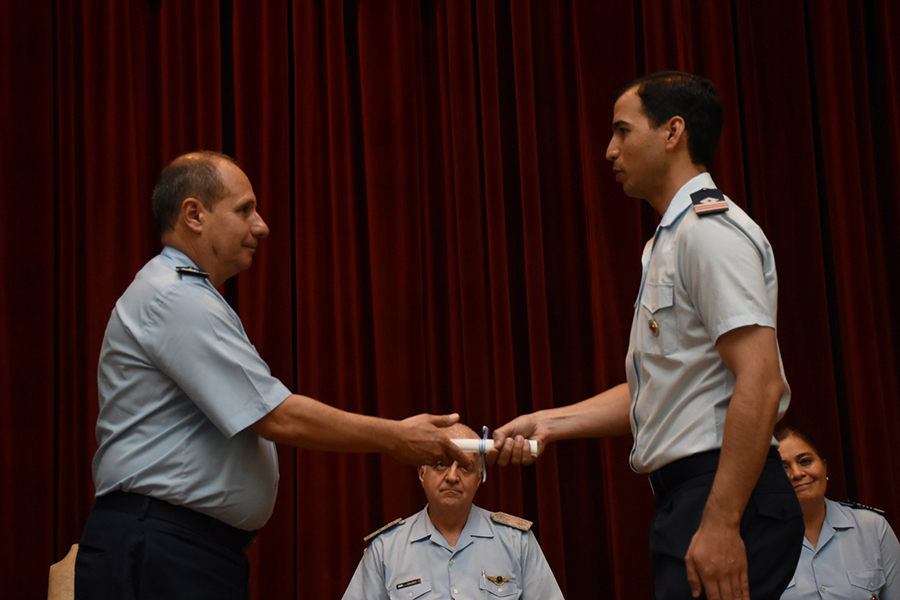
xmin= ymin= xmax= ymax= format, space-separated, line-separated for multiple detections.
xmin=0 ymin=2 xmax=56 ymax=596
xmin=2 ymin=1 xmax=899 ymax=598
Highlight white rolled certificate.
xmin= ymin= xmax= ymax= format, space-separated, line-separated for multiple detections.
xmin=452 ymin=438 xmax=538 ymax=457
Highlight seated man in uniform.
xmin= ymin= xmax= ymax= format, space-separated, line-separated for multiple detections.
xmin=341 ymin=424 xmax=564 ymax=600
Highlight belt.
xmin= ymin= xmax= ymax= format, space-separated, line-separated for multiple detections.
xmin=95 ymin=492 xmax=258 ymax=553
xmin=648 ymin=447 xmax=780 ymax=496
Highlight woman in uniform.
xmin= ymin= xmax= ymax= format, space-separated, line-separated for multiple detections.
xmin=777 ymin=427 xmax=899 ymax=599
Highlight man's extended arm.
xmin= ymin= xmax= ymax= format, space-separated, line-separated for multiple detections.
xmin=684 ymin=324 xmax=784 ymax=600
xmin=487 ymin=382 xmax=632 ymax=466
xmin=252 ymin=394 xmax=473 ymax=468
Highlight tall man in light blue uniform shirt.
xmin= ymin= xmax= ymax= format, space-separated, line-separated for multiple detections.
xmin=487 ymin=72 xmax=804 ymax=600
xmin=342 ymin=424 xmax=563 ymax=600
xmin=75 ymin=151 xmax=472 ymax=599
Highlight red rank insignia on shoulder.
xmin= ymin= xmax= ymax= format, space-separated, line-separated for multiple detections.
xmin=690 ymin=188 xmax=729 ymax=216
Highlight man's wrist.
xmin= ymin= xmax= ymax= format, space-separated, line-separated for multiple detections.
xmin=700 ymin=498 xmax=743 ymax=529
xmin=534 ymin=409 xmax=562 ymax=445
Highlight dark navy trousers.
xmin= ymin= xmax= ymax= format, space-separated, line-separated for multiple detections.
xmin=650 ymin=448 xmax=805 ymax=600
xmin=75 ymin=499 xmax=251 ymax=600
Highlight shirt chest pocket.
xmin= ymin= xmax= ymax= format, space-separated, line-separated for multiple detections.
xmin=639 ymin=282 xmax=677 ymax=355
xmin=479 ymin=577 xmax=520 ymax=597
xmin=389 ymin=577 xmax=432 ymax=599
xmin=847 ymin=568 xmax=885 ymax=594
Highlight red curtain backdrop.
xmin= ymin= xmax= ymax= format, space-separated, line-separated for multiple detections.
xmin=2 ymin=1 xmax=899 ymax=598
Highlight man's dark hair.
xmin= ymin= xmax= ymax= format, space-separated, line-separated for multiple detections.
xmin=151 ymin=150 xmax=235 ymax=235
xmin=614 ymin=71 xmax=723 ymax=168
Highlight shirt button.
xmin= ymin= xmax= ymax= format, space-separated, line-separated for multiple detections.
xmin=453 ymin=589 xmax=459 ymax=595
xmin=450 ymin=559 xmax=455 ymax=564
xmin=813 ymin=553 xmax=818 ymax=558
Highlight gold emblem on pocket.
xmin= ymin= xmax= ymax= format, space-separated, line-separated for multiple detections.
xmin=648 ymin=318 xmax=660 ymax=337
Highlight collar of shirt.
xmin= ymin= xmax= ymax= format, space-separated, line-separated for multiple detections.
xmin=636 ymin=172 xmax=719 ymax=312
xmin=807 ymin=498 xmax=857 ymax=551
xmin=410 ymin=506 xmax=495 ymax=553
xmin=658 ymin=172 xmax=718 ymax=229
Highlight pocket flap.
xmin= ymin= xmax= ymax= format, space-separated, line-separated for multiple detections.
xmin=479 ymin=577 xmax=520 ymax=597
xmin=640 ymin=282 xmax=674 ymax=313
xmin=848 ymin=568 xmax=885 ymax=591
xmin=390 ymin=577 xmax=432 ymax=599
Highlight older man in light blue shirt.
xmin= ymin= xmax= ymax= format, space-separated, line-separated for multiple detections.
xmin=77 ymin=151 xmax=472 ymax=600
xmin=342 ymin=424 xmax=563 ymax=600
xmin=93 ymin=244 xmax=288 ymax=530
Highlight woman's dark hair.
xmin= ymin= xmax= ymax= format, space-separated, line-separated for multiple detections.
xmin=614 ymin=71 xmax=723 ymax=169
xmin=775 ymin=426 xmax=825 ymax=460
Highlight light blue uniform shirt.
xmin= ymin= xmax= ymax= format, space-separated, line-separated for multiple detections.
xmin=625 ymin=173 xmax=790 ymax=472
xmin=93 ymin=246 xmax=291 ymax=530
xmin=782 ymin=498 xmax=900 ymax=600
xmin=342 ymin=506 xmax=564 ymax=599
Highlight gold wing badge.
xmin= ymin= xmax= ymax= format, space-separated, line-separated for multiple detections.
xmin=483 ymin=571 xmax=512 ymax=586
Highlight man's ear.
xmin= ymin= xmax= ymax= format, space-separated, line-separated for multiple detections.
xmin=181 ymin=198 xmax=204 ymax=233
xmin=664 ymin=116 xmax=686 ymax=150
xmin=418 ymin=466 xmax=426 ymax=485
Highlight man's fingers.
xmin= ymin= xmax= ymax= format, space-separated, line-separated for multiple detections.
xmin=685 ymin=559 xmax=703 ymax=599
xmin=422 ymin=413 xmax=471 ymax=468
xmin=431 ymin=412 xmax=460 ymax=427
xmin=511 ymin=435 xmax=535 ymax=465
xmin=727 ymin=570 xmax=747 ymax=600
xmin=445 ymin=438 xmax=475 ymax=469
xmin=703 ymin=579 xmax=721 ymax=600
xmin=719 ymin=557 xmax=748 ymax=600
xmin=491 ymin=430 xmax=508 ymax=447
xmin=486 ymin=428 xmax=512 ymax=466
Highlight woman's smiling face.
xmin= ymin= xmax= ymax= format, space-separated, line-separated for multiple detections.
xmin=778 ymin=434 xmax=828 ymax=508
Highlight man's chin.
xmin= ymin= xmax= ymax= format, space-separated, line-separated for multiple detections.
xmin=620 ymin=185 xmax=642 ymax=199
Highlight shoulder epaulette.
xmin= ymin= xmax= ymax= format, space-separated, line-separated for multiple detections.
xmin=690 ymin=188 xmax=729 ymax=216
xmin=363 ymin=517 xmax=405 ymax=543
xmin=840 ymin=500 xmax=886 ymax=516
xmin=176 ymin=266 xmax=209 ymax=278
xmin=490 ymin=512 xmax=532 ymax=532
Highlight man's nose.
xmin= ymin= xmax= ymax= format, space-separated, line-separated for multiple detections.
xmin=253 ymin=214 xmax=270 ymax=238
xmin=606 ymin=138 xmax=618 ymax=162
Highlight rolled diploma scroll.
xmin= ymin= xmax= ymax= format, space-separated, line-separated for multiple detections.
xmin=451 ymin=438 xmax=539 ymax=457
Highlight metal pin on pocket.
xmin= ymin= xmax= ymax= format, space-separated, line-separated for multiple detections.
xmin=649 ymin=318 xmax=660 ymax=337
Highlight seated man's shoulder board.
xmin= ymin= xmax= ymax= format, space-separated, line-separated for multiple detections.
xmin=176 ymin=266 xmax=209 ymax=278
xmin=839 ymin=500 xmax=886 ymax=516
xmin=363 ymin=517 xmax=405 ymax=543
xmin=490 ymin=511 xmax=532 ymax=532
